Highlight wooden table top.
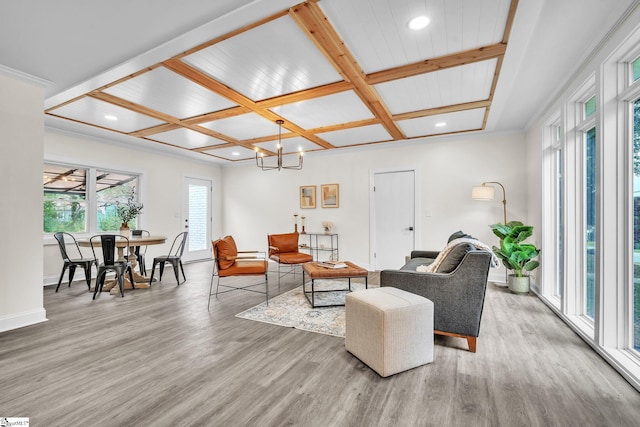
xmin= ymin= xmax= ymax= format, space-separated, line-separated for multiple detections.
xmin=302 ymin=261 xmax=368 ymax=279
xmin=77 ymin=235 xmax=167 ymax=247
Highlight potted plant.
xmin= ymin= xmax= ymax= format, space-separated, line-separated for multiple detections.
xmin=116 ymin=187 xmax=143 ymax=237
xmin=490 ymin=221 xmax=540 ymax=294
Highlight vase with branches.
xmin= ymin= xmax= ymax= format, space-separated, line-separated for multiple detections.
xmin=116 ymin=187 xmax=143 ymax=231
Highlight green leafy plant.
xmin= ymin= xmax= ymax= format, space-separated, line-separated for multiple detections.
xmin=490 ymin=221 xmax=540 ymax=278
xmin=116 ymin=187 xmax=143 ymax=228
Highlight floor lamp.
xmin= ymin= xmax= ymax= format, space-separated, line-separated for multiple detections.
xmin=472 ymin=181 xmax=508 ymax=284
xmin=471 ymin=181 xmax=507 ymax=225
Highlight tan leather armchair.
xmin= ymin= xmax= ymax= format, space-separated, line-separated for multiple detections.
xmin=267 ymin=232 xmax=313 ymax=287
xmin=210 ymin=235 xmax=268 ymax=309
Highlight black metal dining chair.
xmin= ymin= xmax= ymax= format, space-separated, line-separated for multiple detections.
xmin=132 ymin=229 xmax=150 ymax=275
xmin=150 ymin=231 xmax=188 ymax=285
xmin=90 ymin=234 xmax=135 ymax=298
xmin=53 ymin=232 xmax=98 ymax=292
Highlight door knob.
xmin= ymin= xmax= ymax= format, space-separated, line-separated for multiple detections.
xmin=407 ymin=226 xmax=414 ymax=231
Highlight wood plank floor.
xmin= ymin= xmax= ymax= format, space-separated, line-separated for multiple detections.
xmin=2 ymin=261 xmax=640 ymax=426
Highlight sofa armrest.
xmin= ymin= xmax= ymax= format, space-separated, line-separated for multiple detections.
xmin=411 ymin=250 xmax=440 ymax=259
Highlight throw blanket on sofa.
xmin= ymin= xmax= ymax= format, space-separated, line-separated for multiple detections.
xmin=424 ymin=237 xmax=500 ymax=273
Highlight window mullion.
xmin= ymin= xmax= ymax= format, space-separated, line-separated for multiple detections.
xmin=87 ymin=168 xmax=98 ymax=235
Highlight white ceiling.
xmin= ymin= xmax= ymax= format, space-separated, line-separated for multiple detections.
xmin=0 ymin=0 xmax=636 ymax=165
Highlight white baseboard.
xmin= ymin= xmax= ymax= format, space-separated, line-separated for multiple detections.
xmin=0 ymin=308 xmax=48 ymax=333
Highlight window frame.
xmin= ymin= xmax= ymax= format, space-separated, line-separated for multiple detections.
xmin=43 ymin=161 xmax=143 ymax=239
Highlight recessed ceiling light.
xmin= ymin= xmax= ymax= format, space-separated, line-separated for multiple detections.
xmin=408 ymin=16 xmax=430 ymax=31
xmin=231 ymin=151 xmax=240 ymax=156
xmin=435 ymin=122 xmax=447 ymax=127
xmin=104 ymin=115 xmax=118 ymax=121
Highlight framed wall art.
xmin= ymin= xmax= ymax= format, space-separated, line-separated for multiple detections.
xmin=321 ymin=183 xmax=339 ymax=208
xmin=300 ymin=185 xmax=316 ymax=209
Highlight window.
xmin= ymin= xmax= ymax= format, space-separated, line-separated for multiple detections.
xmin=95 ymin=170 xmax=140 ymax=231
xmin=633 ymin=56 xmax=640 ymax=82
xmin=43 ymin=163 xmax=140 ymax=234
xmin=43 ymin=165 xmax=88 ymax=233
xmin=554 ymin=125 xmax=564 ymax=300
xmin=633 ymin=97 xmax=640 ymax=350
xmin=585 ymin=126 xmax=596 ymax=320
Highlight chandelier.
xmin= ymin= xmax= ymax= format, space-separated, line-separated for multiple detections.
xmin=255 ymin=120 xmax=303 ymax=171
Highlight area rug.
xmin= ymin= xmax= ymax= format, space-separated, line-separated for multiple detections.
xmin=236 ymin=280 xmax=373 ymax=337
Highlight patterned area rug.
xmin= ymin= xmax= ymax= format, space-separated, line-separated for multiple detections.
xmin=236 ymin=280 xmax=372 ymax=337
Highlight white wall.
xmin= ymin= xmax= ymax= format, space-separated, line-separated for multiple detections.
xmin=43 ymin=130 xmax=223 ymax=284
xmin=222 ymin=131 xmax=528 ymax=282
xmin=0 ymin=73 xmax=47 ymax=332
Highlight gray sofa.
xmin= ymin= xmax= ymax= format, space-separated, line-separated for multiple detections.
xmin=380 ymin=232 xmax=492 ymax=352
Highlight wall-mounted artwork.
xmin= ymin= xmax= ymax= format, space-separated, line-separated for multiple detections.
xmin=300 ymin=185 xmax=316 ymax=209
xmin=321 ymin=184 xmax=339 ymax=208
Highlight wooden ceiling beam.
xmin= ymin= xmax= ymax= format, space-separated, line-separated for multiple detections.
xmin=366 ymin=43 xmax=507 ymax=85
xmin=89 ymin=91 xmax=245 ymax=146
xmin=255 ymin=81 xmax=353 ymax=109
xmin=289 ymin=1 xmax=405 ymax=141
xmin=393 ymin=100 xmax=491 ymax=121
xmin=163 ymin=57 xmax=335 ymax=149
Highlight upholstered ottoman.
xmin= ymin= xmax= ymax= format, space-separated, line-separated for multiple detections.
xmin=345 ymin=287 xmax=434 ymax=377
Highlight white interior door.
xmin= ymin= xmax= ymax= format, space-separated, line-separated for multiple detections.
xmin=181 ymin=177 xmax=212 ymax=262
xmin=372 ymin=170 xmax=415 ymax=270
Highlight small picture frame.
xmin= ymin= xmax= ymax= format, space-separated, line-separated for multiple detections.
xmin=300 ymin=185 xmax=316 ymax=209
xmin=321 ymin=183 xmax=339 ymax=208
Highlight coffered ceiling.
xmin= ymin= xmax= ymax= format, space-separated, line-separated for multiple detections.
xmin=3 ymin=0 xmax=635 ymax=166
xmin=41 ymin=0 xmax=517 ymax=164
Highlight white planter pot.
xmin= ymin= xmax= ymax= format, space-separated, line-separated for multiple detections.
xmin=508 ymin=275 xmax=530 ymax=294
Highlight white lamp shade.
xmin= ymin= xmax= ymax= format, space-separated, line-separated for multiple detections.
xmin=472 ymin=185 xmax=495 ymax=200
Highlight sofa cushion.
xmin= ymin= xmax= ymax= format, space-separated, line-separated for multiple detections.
xmin=401 ymin=257 xmax=435 ymax=271
xmin=436 ymin=243 xmax=475 ymax=273
xmin=217 ymin=235 xmax=238 ymax=270
xmin=447 ymin=230 xmax=474 ymax=243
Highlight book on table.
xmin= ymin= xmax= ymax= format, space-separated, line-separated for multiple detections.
xmin=318 ymin=260 xmax=347 ymax=269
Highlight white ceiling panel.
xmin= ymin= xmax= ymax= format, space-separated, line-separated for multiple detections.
xmin=320 ymin=0 xmax=511 ymax=73
xmin=398 ymin=108 xmax=486 ymax=137
xmin=200 ymin=113 xmax=290 ymax=140
xmin=182 ymin=15 xmax=343 ymax=101
xmin=254 ymin=136 xmax=322 ymax=154
xmin=271 ymin=91 xmax=374 ymax=129
xmin=318 ymin=124 xmax=392 ymax=147
xmin=49 ymin=97 xmax=164 ymax=133
xmin=149 ymin=128 xmax=227 ymax=149
xmin=375 ymin=59 xmax=497 ymax=114
xmin=203 ymin=145 xmax=257 ymax=161
xmin=103 ymin=66 xmax=237 ymax=119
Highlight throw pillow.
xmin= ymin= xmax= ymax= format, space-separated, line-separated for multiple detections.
xmin=436 ymin=243 xmax=474 ymax=273
xmin=217 ymin=235 xmax=238 ymax=269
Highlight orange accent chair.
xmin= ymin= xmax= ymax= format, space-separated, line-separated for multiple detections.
xmin=267 ymin=232 xmax=313 ymax=287
xmin=209 ymin=235 xmax=269 ymax=309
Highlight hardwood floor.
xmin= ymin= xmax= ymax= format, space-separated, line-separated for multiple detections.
xmin=2 ymin=261 xmax=640 ymax=426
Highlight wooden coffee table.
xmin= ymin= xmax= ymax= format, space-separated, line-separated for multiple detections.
xmin=301 ymin=261 xmax=368 ymax=308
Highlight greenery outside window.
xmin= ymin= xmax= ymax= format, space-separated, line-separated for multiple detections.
xmin=43 ymin=165 xmax=88 ymax=233
xmin=633 ymin=56 xmax=640 ymax=82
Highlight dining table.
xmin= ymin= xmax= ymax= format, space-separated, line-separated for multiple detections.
xmin=78 ymin=234 xmax=167 ymax=294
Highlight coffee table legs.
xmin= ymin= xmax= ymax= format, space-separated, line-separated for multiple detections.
xmin=302 ymin=270 xmax=368 ymax=308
